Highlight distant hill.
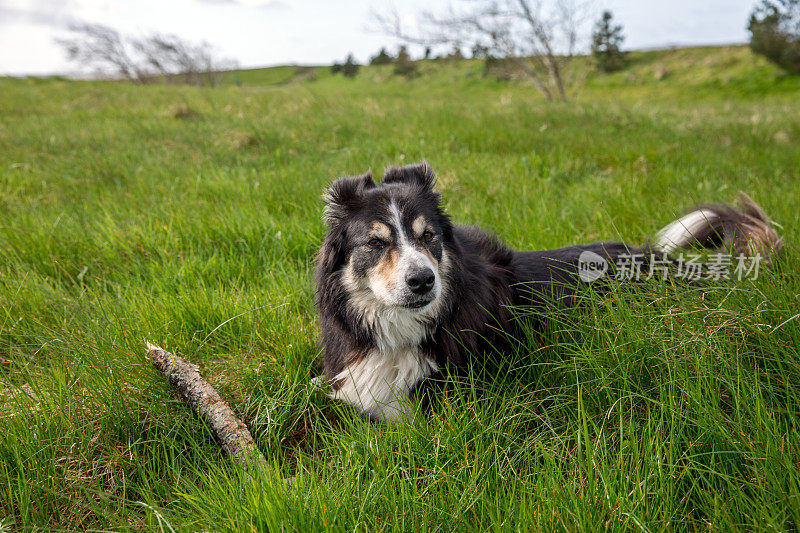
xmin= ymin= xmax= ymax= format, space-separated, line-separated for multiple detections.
xmin=220 ymin=45 xmax=800 ymax=100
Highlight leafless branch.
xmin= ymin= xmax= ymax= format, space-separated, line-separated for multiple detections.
xmin=56 ymin=23 xmax=238 ymax=86
xmin=56 ymin=23 xmax=147 ymax=82
xmin=373 ymin=0 xmax=594 ymax=101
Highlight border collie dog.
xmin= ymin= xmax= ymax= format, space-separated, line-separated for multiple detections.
xmin=314 ymin=162 xmax=782 ymax=423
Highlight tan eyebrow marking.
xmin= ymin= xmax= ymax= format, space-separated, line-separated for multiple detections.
xmin=412 ymin=215 xmax=428 ymax=237
xmin=371 ymin=221 xmax=391 ymax=241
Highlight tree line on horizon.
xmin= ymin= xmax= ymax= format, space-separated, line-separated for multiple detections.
xmin=58 ymin=1 xmax=799 ymax=89
xmin=332 ymin=0 xmax=799 ymax=98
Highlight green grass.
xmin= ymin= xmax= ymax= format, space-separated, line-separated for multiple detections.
xmin=1 ymin=45 xmax=799 ymax=530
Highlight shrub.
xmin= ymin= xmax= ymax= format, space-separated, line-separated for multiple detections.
xmin=483 ymin=56 xmax=520 ymax=80
xmin=748 ymin=0 xmax=800 ymax=73
xmin=446 ymin=45 xmax=464 ymax=60
xmin=591 ymin=10 xmax=627 ymax=73
xmin=369 ymin=48 xmax=393 ymax=65
xmin=393 ymin=46 xmax=418 ymax=78
xmin=342 ymin=54 xmax=360 ymax=78
xmin=472 ymin=43 xmax=489 ymax=59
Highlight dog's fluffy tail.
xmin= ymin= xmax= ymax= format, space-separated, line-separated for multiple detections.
xmin=653 ymin=192 xmax=783 ymax=262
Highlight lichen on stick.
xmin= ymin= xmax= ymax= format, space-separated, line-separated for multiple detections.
xmin=146 ymin=342 xmax=267 ymax=470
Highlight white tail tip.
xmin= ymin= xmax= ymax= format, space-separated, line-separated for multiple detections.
xmin=654 ymin=209 xmax=719 ymax=254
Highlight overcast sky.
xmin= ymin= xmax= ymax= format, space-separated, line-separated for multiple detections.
xmin=1 ymin=0 xmax=757 ymax=76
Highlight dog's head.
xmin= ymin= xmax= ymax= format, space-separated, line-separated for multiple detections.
xmin=318 ymin=162 xmax=452 ymax=314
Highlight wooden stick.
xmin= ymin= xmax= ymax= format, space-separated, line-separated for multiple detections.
xmin=146 ymin=342 xmax=268 ymax=470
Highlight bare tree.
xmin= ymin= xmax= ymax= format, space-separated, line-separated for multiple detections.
xmin=134 ymin=33 xmax=237 ymax=87
xmin=58 ymin=23 xmax=147 ymax=82
xmin=374 ymin=0 xmax=593 ymax=101
xmin=57 ymin=23 xmax=238 ymax=86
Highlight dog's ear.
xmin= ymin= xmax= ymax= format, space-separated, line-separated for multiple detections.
xmin=316 ymin=224 xmax=349 ymax=275
xmin=322 ymin=171 xmax=376 ymax=227
xmin=382 ymin=161 xmax=436 ymax=191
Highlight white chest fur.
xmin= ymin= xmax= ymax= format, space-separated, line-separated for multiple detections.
xmin=330 ymin=347 xmax=438 ymax=423
xmin=330 ymin=250 xmax=450 ymax=422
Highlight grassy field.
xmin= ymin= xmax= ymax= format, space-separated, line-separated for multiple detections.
xmin=1 ymin=45 xmax=799 ymax=530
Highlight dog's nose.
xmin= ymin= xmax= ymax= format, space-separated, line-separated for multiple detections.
xmin=406 ymin=267 xmax=435 ymax=295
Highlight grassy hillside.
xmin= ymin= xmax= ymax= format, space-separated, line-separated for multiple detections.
xmin=228 ymin=44 xmax=800 ymax=99
xmin=1 ymin=45 xmax=799 ymax=530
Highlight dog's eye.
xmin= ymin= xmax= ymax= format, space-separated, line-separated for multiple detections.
xmin=421 ymin=231 xmax=434 ymax=242
xmin=368 ymin=238 xmax=384 ymax=248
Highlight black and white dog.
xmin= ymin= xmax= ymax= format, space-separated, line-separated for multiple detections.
xmin=314 ymin=162 xmax=782 ymax=422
